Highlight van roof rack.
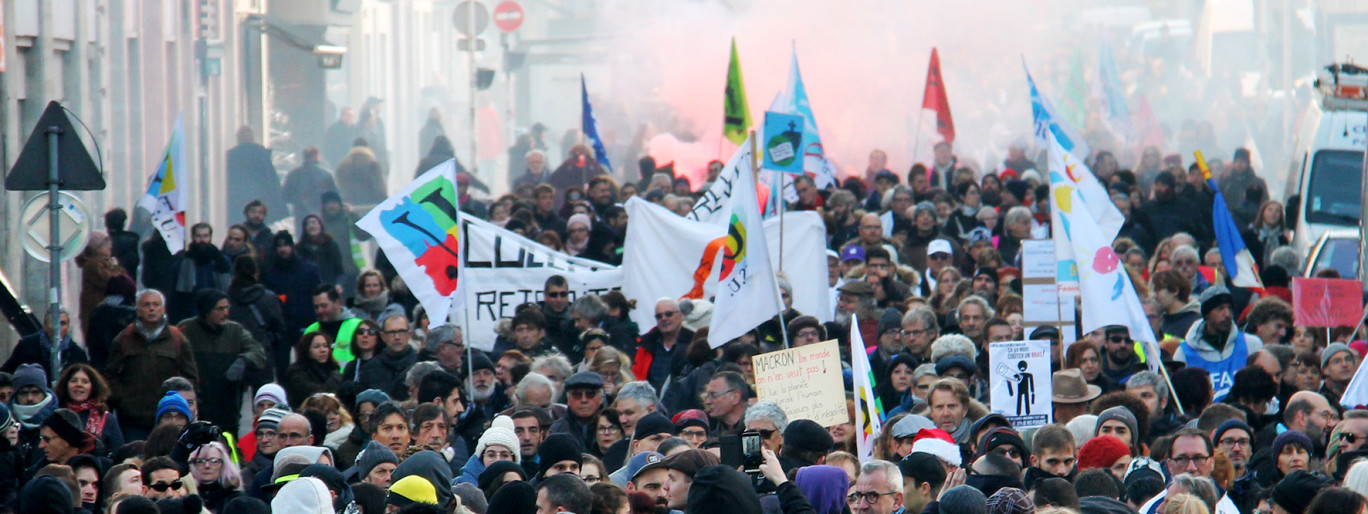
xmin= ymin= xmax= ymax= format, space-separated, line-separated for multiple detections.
xmin=1317 ymin=62 xmax=1368 ymax=110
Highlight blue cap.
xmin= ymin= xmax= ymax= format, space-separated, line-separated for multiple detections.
xmin=935 ymin=355 xmax=976 ymax=377
xmin=155 ymin=391 xmax=192 ymax=423
xmin=841 ymin=245 xmax=866 ymax=262
xmin=625 ymin=451 xmax=666 ymax=482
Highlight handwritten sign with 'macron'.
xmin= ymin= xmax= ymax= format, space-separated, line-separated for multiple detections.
xmin=753 ymin=340 xmax=848 ymax=427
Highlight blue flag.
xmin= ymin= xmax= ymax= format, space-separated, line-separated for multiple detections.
xmin=581 ymin=74 xmax=612 ymax=171
xmin=761 ymin=111 xmax=805 ymax=174
xmin=1097 ymin=42 xmax=1130 ymax=134
xmin=1197 ymin=152 xmax=1263 ymax=288
xmin=1024 ymin=59 xmax=1089 ymax=159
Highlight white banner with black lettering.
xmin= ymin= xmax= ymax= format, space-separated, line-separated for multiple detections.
xmin=458 ymin=214 xmax=622 ymax=351
xmin=988 ymin=340 xmax=1053 ymax=429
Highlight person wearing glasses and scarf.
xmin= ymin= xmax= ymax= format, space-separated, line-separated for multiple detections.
xmin=189 ymin=441 xmax=245 ymax=512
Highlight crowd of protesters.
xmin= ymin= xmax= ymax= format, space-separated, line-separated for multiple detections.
xmin=0 ymin=113 xmax=1357 ymax=514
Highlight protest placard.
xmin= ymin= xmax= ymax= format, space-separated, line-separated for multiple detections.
xmin=1021 ymin=240 xmax=1076 ymax=343
xmin=988 ymin=340 xmax=1053 ymax=429
xmin=753 ymin=340 xmax=847 ymax=427
xmin=1292 ymin=277 xmax=1363 ymax=327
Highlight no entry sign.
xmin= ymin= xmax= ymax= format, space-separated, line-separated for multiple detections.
xmin=493 ymin=1 xmax=524 ymax=32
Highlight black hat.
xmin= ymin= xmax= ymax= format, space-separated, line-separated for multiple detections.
xmin=977 ymin=427 xmax=1030 ymax=461
xmin=899 ymin=453 xmax=948 ymax=487
xmin=564 ymin=371 xmax=604 ymax=390
xmin=782 ymin=419 xmax=834 ymax=454
xmin=470 ymin=351 xmax=495 ymax=374
xmin=537 ymin=434 xmax=584 ymax=477
xmin=273 ymin=230 xmax=294 ymax=247
xmin=633 ymin=412 xmax=676 ymax=440
xmin=1154 ymin=171 xmax=1176 ymax=188
xmin=1029 ymin=326 xmax=1060 ymax=340
xmin=878 ymin=308 xmax=903 ymax=336
xmin=195 ymin=289 xmax=229 ymax=318
xmin=1199 ymin=285 xmax=1234 ymax=317
xmin=42 ymin=409 xmax=85 ymax=449
xmin=661 ymin=449 xmax=720 ymax=479
xmin=1271 ymin=470 xmax=1332 ymax=514
xmin=321 ymin=191 xmax=343 ymax=205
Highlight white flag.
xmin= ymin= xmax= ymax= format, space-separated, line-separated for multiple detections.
xmin=1048 ymin=133 xmax=1159 ymax=369
xmin=707 ymin=161 xmax=782 ymax=348
xmin=851 ymin=316 xmax=883 ymax=462
xmin=355 ymin=160 xmax=464 ymax=328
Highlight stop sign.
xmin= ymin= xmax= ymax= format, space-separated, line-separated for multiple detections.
xmin=493 ymin=1 xmax=524 ymax=32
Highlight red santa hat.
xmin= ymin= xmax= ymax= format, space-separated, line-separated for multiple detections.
xmin=911 ymin=428 xmax=961 ymax=467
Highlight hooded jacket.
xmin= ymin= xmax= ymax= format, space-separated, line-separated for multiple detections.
xmin=19 ymin=475 xmax=73 ymax=514
xmin=270 ymin=476 xmax=333 ymax=514
xmin=688 ymin=465 xmax=762 ymax=514
xmin=394 ymin=450 xmax=454 ymax=507
xmin=1161 ymin=300 xmax=1202 ymax=338
xmin=1177 ymin=319 xmax=1263 ymax=365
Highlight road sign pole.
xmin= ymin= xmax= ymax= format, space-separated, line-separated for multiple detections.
xmin=45 ymin=126 xmax=62 ymax=383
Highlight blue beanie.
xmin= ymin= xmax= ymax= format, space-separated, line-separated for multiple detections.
xmin=355 ymin=389 xmax=391 ymax=408
xmin=12 ymin=363 xmax=46 ymax=393
xmin=155 ymin=391 xmax=193 ymax=423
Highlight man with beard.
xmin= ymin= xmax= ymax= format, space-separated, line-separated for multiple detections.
xmin=1100 ymin=325 xmax=1146 ymax=385
xmin=261 ymin=231 xmax=324 ymax=341
xmin=467 ymin=352 xmax=508 ymax=420
xmin=969 ymin=267 xmax=998 ymax=302
xmin=835 ymin=281 xmax=882 ymax=350
xmin=177 ymin=289 xmax=266 ymax=434
xmin=305 ymin=285 xmax=364 ymax=365
xmin=1175 ymin=286 xmax=1262 ymax=402
xmin=168 ymin=223 xmax=231 ymax=323
xmin=106 ymin=290 xmax=199 ymax=440
xmin=240 ymin=200 xmax=276 ymax=263
xmin=1140 ymin=171 xmax=1205 ymax=243
xmin=1253 ymin=391 xmax=1334 ymax=454
xmin=1212 ymin=419 xmax=1261 ymax=512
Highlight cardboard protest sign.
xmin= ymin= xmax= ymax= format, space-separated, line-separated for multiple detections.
xmin=988 ymin=340 xmax=1053 ymax=429
xmin=753 ymin=340 xmax=847 ymax=427
xmin=1292 ymin=277 xmax=1363 ymax=327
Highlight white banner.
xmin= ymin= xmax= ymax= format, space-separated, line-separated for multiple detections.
xmin=458 ymin=215 xmax=622 ymax=351
xmin=623 ymin=198 xmax=831 ymax=333
xmin=989 ymin=340 xmax=1053 ymax=430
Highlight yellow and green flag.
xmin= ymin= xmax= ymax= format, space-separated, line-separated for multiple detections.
xmin=723 ymin=38 xmax=752 ymax=145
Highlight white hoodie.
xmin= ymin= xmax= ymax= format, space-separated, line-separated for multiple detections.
xmin=271 ymin=477 xmax=333 ymax=513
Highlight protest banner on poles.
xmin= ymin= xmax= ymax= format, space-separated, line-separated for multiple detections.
xmin=1292 ymin=277 xmax=1363 ymax=328
xmin=459 ymin=214 xmax=622 ymax=351
xmin=753 ymin=340 xmax=847 ymax=427
xmin=989 ymin=340 xmax=1053 ymax=429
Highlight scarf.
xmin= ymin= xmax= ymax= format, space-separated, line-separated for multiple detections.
xmin=12 ymin=393 xmax=54 ymax=430
xmin=66 ymin=401 xmax=108 ymax=438
xmin=353 ymin=293 xmax=390 ymax=318
xmin=324 ymin=423 xmax=354 ymax=450
xmin=565 ymin=214 xmax=592 ymax=256
xmin=137 ymin=319 xmax=167 ymax=341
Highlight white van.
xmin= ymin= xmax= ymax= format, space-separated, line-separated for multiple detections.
xmin=1285 ymin=64 xmax=1368 ymax=260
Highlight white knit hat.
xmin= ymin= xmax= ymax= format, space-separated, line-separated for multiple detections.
xmin=475 ymin=427 xmax=521 ymax=464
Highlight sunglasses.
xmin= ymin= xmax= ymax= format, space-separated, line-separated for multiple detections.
xmin=148 ymin=481 xmax=184 ymax=492
xmin=355 ymin=328 xmax=378 ymax=336
xmin=569 ymin=389 xmax=600 ymax=399
xmin=547 ymin=291 xmax=570 ymax=298
xmin=655 ymin=311 xmax=679 ymax=320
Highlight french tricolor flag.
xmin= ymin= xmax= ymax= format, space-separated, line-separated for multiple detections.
xmin=1197 ymin=151 xmax=1263 ymax=289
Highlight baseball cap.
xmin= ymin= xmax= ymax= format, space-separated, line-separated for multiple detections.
xmin=625 ymin=451 xmax=667 ymax=482
xmin=841 ymin=245 xmax=866 ymax=263
xmin=928 ymin=239 xmax=952 ymax=257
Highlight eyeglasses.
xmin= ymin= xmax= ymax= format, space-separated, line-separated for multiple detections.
xmin=900 ymin=328 xmax=927 ymax=338
xmin=757 ymin=428 xmax=776 ymax=439
xmin=597 ymin=425 xmax=622 ymax=434
xmin=847 ymin=491 xmax=898 ymax=504
xmin=190 ymin=458 xmax=224 ymax=466
xmin=1168 ymin=455 xmax=1210 ymax=468
xmin=796 ymin=329 xmax=821 ymax=339
xmin=704 ymin=389 xmax=735 ymax=400
xmin=355 ymin=328 xmax=378 ymax=336
xmin=148 ymin=481 xmax=184 ymax=492
xmin=928 ymin=254 xmax=950 ymax=260
xmin=547 ymin=291 xmax=570 ymax=298
xmin=655 ymin=311 xmax=679 ymax=320
xmin=582 ymin=475 xmax=602 ymax=484
xmin=382 ymin=329 xmax=409 ymax=337
xmin=1219 ymin=437 xmax=1251 ymax=448
xmin=275 ymin=431 xmax=309 ymax=443
xmin=569 ymin=389 xmax=600 ymax=399
xmin=681 ymin=428 xmax=707 ymax=439
xmin=1107 ymin=336 xmax=1128 ymax=344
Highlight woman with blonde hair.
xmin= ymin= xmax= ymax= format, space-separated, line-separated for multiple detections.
xmin=188 ymin=441 xmax=244 ymax=511
xmin=300 ymin=392 xmax=356 ymax=451
xmin=590 ymin=346 xmax=634 ymax=398
xmin=1164 ymin=493 xmax=1210 ymax=514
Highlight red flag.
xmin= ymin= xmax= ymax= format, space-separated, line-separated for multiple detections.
xmin=922 ymin=47 xmax=955 ymax=144
xmin=1132 ymin=94 xmax=1165 ymax=156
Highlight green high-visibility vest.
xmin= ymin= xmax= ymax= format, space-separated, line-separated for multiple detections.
xmin=306 ymin=317 xmax=363 ymax=367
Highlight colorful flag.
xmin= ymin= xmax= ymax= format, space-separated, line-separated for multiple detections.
xmin=581 ymin=74 xmax=612 ymax=172
xmin=779 ymin=47 xmax=839 ymax=189
xmin=723 ymin=38 xmax=752 ymax=146
xmin=1059 ymin=49 xmax=1087 ymax=130
xmin=138 ymin=115 xmax=187 ymax=251
xmin=1094 ymin=42 xmax=1130 ymax=137
xmin=707 ymin=157 xmax=782 ymax=348
xmin=922 ymin=47 xmax=955 ymax=144
xmin=1048 ymin=132 xmax=1160 ymax=369
xmin=355 ymin=159 xmax=464 ymax=328
xmin=761 ymin=111 xmax=805 ymax=174
xmin=1132 ymin=94 xmax=1165 ymax=156
xmin=1025 ymin=59 xmax=1089 ymax=159
xmin=851 ymin=316 xmax=883 ymax=462
xmin=1196 ymin=151 xmax=1263 ymax=289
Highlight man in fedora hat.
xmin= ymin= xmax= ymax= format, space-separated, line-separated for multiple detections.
xmin=1052 ymin=369 xmax=1101 ymax=423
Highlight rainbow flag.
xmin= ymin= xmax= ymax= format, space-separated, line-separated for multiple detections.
xmin=138 ymin=115 xmax=187 ymax=250
xmin=852 ymin=316 xmax=884 ymax=462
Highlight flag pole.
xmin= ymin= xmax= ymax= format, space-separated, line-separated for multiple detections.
xmin=752 ymin=129 xmax=789 ymax=348
xmin=913 ymin=108 xmax=926 ymax=168
xmin=1150 ymin=339 xmax=1185 ymax=417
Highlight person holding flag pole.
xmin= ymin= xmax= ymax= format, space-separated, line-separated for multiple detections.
xmin=851 ymin=315 xmax=883 ymax=462
xmin=707 ymin=131 xmax=784 ymax=350
xmin=1194 ymin=151 xmax=1264 ymax=289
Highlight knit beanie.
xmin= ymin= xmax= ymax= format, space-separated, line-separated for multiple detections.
xmin=986 ymin=487 xmax=1033 ymax=514
xmin=1094 ymin=406 xmax=1139 ymax=442
xmin=1078 ymin=435 xmax=1131 ymax=471
xmin=41 ymin=408 xmax=85 ymax=448
xmin=1273 ymin=430 xmax=1314 ymax=459
xmin=1272 ymin=470 xmax=1332 ymax=514
xmin=632 ymin=412 xmax=675 ymax=440
xmin=195 ymin=290 xmax=229 ymax=319
xmin=256 ymin=406 xmax=291 ymax=432
xmin=1212 ymin=419 xmax=1253 ymax=447
xmin=783 ymin=419 xmax=835 ymax=454
xmin=0 ymin=404 xmax=14 ymax=434
xmin=347 ymin=440 xmax=399 ymax=482
xmin=537 ymin=434 xmax=584 ymax=477
xmin=354 ymin=389 xmax=391 ymax=409
xmin=878 ymin=308 xmax=902 ymax=336
xmin=253 ymin=384 xmax=288 ymax=410
xmin=386 ymin=475 xmax=438 ymax=508
xmin=156 ymin=391 xmax=193 ymax=423
xmin=939 ymin=485 xmax=988 ymax=514
xmin=12 ymin=363 xmax=46 ymax=393
xmin=474 ymin=427 xmax=520 ymax=464
xmin=1322 ymin=343 xmax=1355 ymax=369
